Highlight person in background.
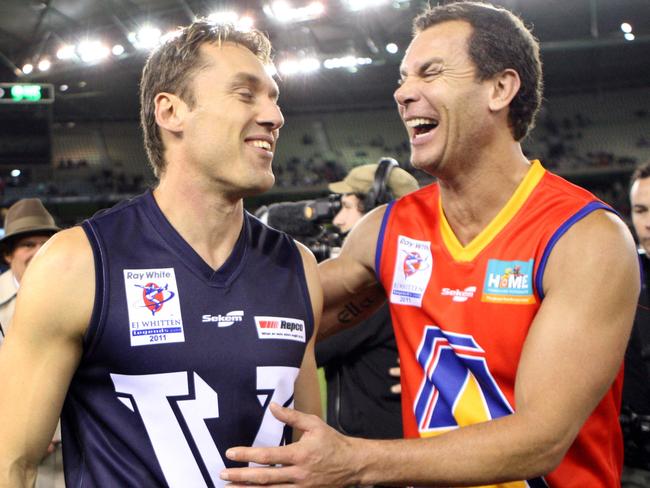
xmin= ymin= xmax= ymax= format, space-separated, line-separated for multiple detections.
xmin=622 ymin=162 xmax=650 ymax=487
xmin=316 ymin=162 xmax=418 ymax=441
xmin=0 ymin=198 xmax=60 ymax=339
xmin=0 ymin=198 xmax=63 ymax=488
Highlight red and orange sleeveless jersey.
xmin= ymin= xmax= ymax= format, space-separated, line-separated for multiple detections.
xmin=376 ymin=161 xmax=624 ymax=488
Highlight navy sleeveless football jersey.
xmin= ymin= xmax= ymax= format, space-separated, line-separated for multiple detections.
xmin=61 ymin=191 xmax=314 ymax=488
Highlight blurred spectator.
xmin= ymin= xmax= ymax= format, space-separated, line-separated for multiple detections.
xmin=0 ymin=198 xmax=64 ymax=487
xmin=0 ymin=199 xmax=60 ymax=336
xmin=622 ymin=162 xmax=650 ymax=486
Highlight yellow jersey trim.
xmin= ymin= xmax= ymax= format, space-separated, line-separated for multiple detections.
xmin=439 ymin=160 xmax=545 ymax=262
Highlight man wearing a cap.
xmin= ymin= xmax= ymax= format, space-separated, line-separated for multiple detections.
xmin=328 ymin=163 xmax=419 ymax=234
xmin=316 ymin=163 xmax=417 ymax=443
xmin=0 ymin=198 xmax=59 ymax=341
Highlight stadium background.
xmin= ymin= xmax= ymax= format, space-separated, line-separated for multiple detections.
xmin=0 ymin=0 xmax=648 ymax=226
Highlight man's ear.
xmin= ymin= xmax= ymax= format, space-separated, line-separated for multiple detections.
xmin=154 ymin=92 xmax=187 ymax=134
xmin=488 ymin=68 xmax=521 ymax=113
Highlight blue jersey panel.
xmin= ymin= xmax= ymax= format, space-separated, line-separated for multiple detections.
xmin=61 ymin=191 xmax=314 ymax=488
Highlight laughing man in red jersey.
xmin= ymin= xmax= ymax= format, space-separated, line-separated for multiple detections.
xmin=221 ymin=3 xmax=638 ymax=487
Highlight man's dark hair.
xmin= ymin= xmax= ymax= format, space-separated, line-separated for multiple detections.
xmin=413 ymin=1 xmax=543 ymax=141
xmin=352 ymin=192 xmax=367 ymax=213
xmin=140 ymin=21 xmax=273 ymax=177
xmin=631 ymin=161 xmax=650 ymax=187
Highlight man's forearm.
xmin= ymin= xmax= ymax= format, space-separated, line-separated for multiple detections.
xmin=351 ymin=413 xmax=566 ymax=487
xmin=319 ymin=289 xmax=384 ymax=340
xmin=0 ymin=457 xmax=37 ymax=488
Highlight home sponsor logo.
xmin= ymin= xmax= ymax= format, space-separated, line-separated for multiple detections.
xmin=482 ymin=259 xmax=536 ymax=304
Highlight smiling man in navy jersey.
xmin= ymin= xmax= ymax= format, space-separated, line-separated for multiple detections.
xmin=0 ymin=21 xmax=322 ymax=487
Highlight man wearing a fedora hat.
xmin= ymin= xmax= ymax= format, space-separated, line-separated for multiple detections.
xmin=0 ymin=198 xmax=59 ymax=341
xmin=0 ymin=198 xmax=63 ymax=488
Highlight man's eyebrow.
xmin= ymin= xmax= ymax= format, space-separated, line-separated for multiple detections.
xmin=399 ymin=57 xmax=444 ymax=78
xmin=229 ymin=72 xmax=279 ymax=100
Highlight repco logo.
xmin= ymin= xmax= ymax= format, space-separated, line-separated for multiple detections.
xmin=255 ymin=316 xmax=307 ymax=343
xmin=280 ymin=320 xmax=303 ymax=332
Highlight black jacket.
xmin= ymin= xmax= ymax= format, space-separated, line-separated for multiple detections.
xmin=315 ymin=304 xmax=402 ymax=439
xmin=621 ymin=250 xmax=650 ymax=469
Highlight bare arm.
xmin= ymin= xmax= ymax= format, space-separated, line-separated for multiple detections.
xmin=292 ymin=244 xmax=323 ymax=438
xmin=318 ymin=206 xmax=386 ymax=340
xmin=220 ymin=210 xmax=638 ymax=486
xmin=0 ymin=228 xmax=94 ymax=488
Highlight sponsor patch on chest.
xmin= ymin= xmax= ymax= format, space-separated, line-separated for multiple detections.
xmin=389 ymin=235 xmax=433 ymax=307
xmin=123 ymin=268 xmax=185 ymax=346
xmin=254 ymin=316 xmax=306 ymax=342
xmin=481 ymin=259 xmax=536 ymax=304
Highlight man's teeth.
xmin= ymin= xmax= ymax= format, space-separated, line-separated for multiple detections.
xmin=406 ymin=117 xmax=438 ymax=128
xmin=250 ymin=140 xmax=272 ymax=150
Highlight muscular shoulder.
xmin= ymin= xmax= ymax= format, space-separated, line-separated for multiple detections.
xmin=542 ymin=209 xmax=638 ymax=296
xmin=15 ymin=226 xmax=95 ymax=339
xmin=30 ymin=226 xmax=93 ymax=272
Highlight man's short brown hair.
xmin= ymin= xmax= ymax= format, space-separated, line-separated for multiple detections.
xmin=413 ymin=1 xmax=543 ymax=141
xmin=139 ymin=21 xmax=273 ymax=177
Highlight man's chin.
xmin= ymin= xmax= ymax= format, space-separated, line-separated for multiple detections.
xmin=239 ymin=175 xmax=275 ymax=198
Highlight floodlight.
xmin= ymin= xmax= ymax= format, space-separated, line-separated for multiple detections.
xmin=299 ymin=57 xmax=320 ymax=73
xmin=265 ymin=1 xmax=324 ymax=23
xmin=77 ymin=40 xmax=110 ymax=63
xmin=208 ymin=11 xmax=239 ymax=24
xmin=279 ymin=59 xmax=299 ymax=75
xmin=37 ymin=59 xmax=51 ymax=71
xmin=265 ymin=64 xmax=278 ymax=77
xmin=323 ymin=56 xmax=372 ymax=70
xmin=112 ymin=44 xmax=125 ymax=56
xmin=620 ymin=23 xmax=633 ymax=33
xmin=278 ymin=57 xmax=320 ymax=75
xmin=386 ymin=43 xmax=398 ymax=54
xmin=344 ymin=0 xmax=390 ymax=11
xmin=131 ymin=26 xmax=162 ymax=50
xmin=237 ymin=16 xmax=255 ymax=32
xmin=56 ymin=45 xmax=75 ymax=60
xmin=22 ymin=63 xmax=34 ymax=74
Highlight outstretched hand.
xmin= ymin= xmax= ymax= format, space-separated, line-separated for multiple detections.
xmin=220 ymin=403 xmax=360 ymax=487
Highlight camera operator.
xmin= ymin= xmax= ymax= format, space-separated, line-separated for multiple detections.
xmin=315 ymin=160 xmax=418 ymax=440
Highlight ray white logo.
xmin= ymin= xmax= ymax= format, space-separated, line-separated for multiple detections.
xmin=441 ymin=286 xmax=477 ymax=303
xmin=390 ymin=235 xmax=433 ymax=308
xmin=201 ymin=310 xmax=244 ymax=327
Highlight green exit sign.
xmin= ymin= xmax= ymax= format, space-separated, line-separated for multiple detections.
xmin=11 ymin=84 xmax=41 ymax=101
xmin=0 ymin=83 xmax=54 ymax=103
